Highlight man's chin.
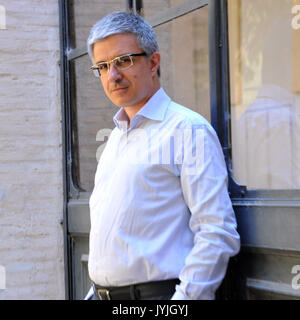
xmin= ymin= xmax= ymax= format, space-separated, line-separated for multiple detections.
xmin=109 ymin=95 xmax=132 ymax=108
xmin=112 ymin=98 xmax=136 ymax=108
xmin=112 ymin=100 xmax=131 ymax=108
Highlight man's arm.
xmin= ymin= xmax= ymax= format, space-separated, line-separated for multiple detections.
xmin=171 ymin=124 xmax=240 ymax=300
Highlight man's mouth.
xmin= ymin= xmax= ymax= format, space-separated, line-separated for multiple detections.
xmin=112 ymin=87 xmax=128 ymax=93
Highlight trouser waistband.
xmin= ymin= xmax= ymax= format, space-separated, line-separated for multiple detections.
xmin=92 ymin=278 xmax=180 ymax=300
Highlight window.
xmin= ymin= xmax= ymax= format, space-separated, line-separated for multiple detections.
xmin=154 ymin=6 xmax=210 ymax=123
xmin=228 ymin=0 xmax=300 ymax=190
xmin=68 ymin=0 xmax=210 ymax=192
xmin=67 ymin=0 xmax=126 ymax=192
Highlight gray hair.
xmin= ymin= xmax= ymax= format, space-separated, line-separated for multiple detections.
xmin=87 ymin=11 xmax=159 ymax=63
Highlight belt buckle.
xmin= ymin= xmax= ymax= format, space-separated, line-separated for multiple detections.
xmin=97 ymin=288 xmax=111 ymax=300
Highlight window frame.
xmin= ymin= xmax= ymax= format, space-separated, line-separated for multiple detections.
xmin=61 ymin=0 xmax=300 ymax=202
xmin=60 ymin=0 xmax=212 ymax=201
xmin=224 ymin=0 xmax=300 ymax=201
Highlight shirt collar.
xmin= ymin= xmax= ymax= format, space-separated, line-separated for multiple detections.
xmin=113 ymin=87 xmax=171 ymax=130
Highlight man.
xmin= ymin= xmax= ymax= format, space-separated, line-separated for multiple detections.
xmin=85 ymin=11 xmax=240 ymax=300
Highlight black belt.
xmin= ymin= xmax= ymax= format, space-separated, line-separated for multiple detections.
xmin=92 ymin=278 xmax=180 ymax=300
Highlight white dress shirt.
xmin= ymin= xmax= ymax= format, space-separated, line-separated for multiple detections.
xmin=88 ymin=87 xmax=240 ymax=300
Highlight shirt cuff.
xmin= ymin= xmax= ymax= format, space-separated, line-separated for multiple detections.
xmin=171 ymin=290 xmax=192 ymax=300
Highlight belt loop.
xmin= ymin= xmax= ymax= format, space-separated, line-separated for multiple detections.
xmin=130 ymin=284 xmax=139 ymax=300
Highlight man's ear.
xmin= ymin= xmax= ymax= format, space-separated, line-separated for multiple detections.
xmin=149 ymin=52 xmax=161 ymax=77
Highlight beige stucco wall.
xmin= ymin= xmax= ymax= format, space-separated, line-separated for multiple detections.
xmin=0 ymin=0 xmax=64 ymax=299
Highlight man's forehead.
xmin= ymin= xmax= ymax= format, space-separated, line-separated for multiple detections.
xmin=93 ymin=33 xmax=140 ymax=61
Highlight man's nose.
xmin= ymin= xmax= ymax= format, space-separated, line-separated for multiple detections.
xmin=107 ymin=63 xmax=122 ymax=82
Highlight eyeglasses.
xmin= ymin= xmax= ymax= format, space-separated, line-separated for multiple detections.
xmin=90 ymin=52 xmax=147 ymax=77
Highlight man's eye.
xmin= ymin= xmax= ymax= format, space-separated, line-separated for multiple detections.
xmin=117 ymin=56 xmax=132 ymax=67
xmin=99 ymin=63 xmax=108 ymax=70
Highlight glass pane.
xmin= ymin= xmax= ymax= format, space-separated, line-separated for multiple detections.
xmin=155 ymin=6 xmax=210 ymax=121
xmin=72 ymin=5 xmax=209 ymax=192
xmin=229 ymin=0 xmax=300 ymax=190
xmin=73 ymin=54 xmax=118 ymax=192
xmin=72 ymin=0 xmax=126 ymax=49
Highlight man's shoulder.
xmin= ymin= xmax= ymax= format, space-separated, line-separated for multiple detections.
xmin=166 ymin=100 xmax=212 ymax=129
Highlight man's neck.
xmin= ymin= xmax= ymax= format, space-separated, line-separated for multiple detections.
xmin=123 ymin=105 xmax=143 ymax=122
xmin=124 ymin=89 xmax=161 ymax=122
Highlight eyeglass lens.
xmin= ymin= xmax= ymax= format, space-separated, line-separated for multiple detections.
xmin=93 ymin=55 xmax=133 ymax=77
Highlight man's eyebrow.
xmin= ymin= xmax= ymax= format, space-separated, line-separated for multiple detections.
xmin=94 ymin=59 xmax=106 ymax=64
xmin=94 ymin=56 xmax=117 ymax=65
xmin=94 ymin=53 xmax=131 ymax=65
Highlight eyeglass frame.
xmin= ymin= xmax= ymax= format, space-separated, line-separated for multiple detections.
xmin=90 ymin=52 xmax=148 ymax=77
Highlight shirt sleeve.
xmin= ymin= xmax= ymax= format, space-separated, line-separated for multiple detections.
xmin=171 ymin=123 xmax=240 ymax=300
